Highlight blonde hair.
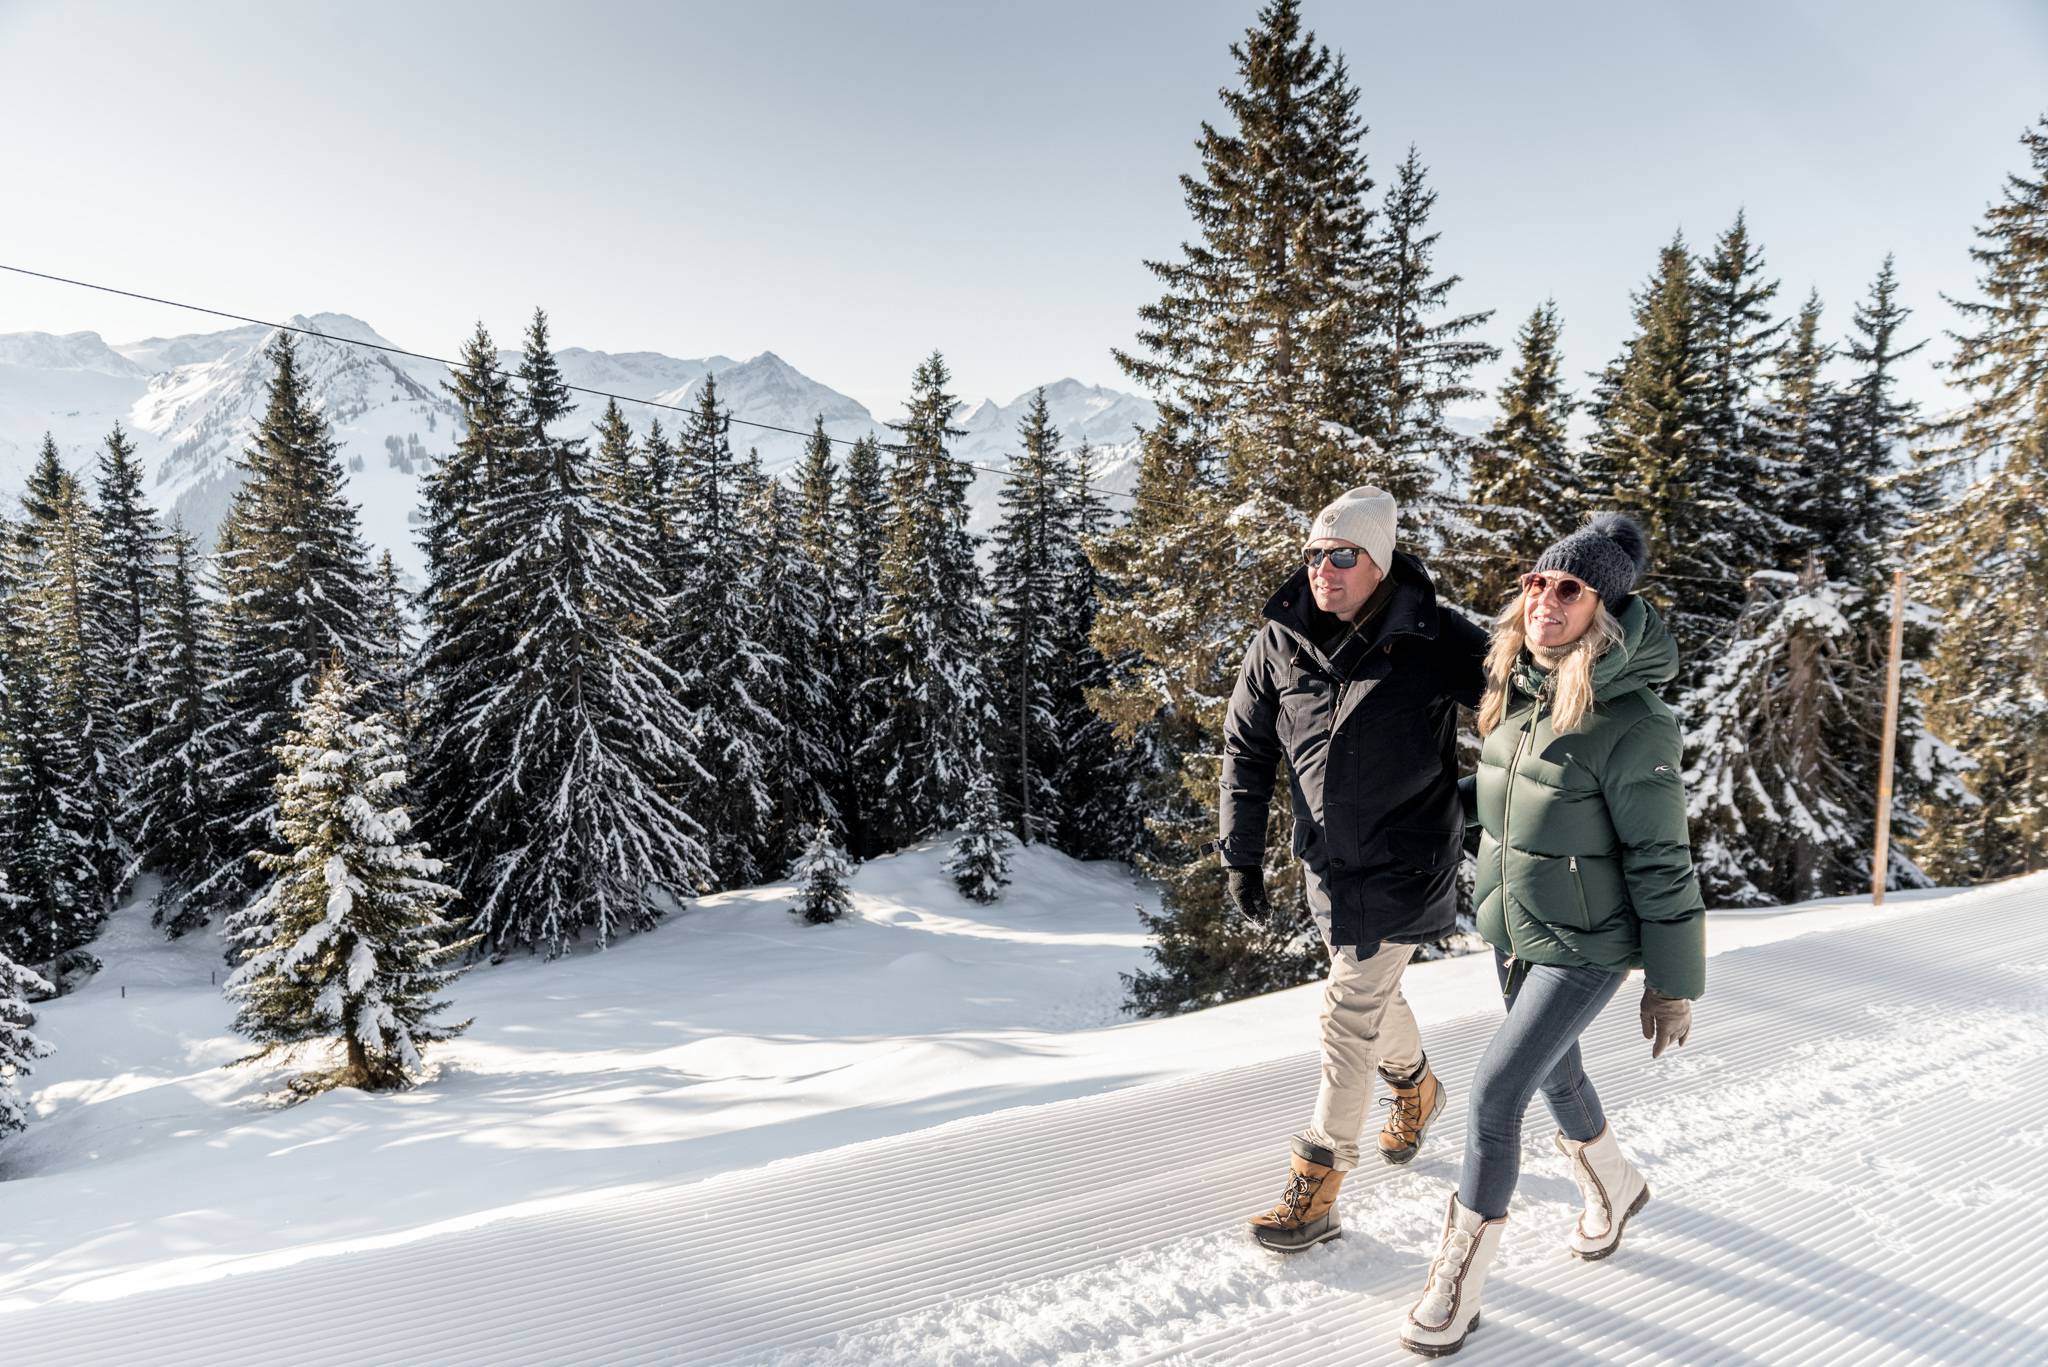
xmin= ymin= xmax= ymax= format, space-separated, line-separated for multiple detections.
xmin=1476 ymin=591 xmax=1625 ymax=737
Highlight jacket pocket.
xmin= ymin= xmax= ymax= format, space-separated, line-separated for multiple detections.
xmin=1569 ymin=855 xmax=1591 ymax=926
xmin=1385 ymin=825 xmax=1454 ymax=873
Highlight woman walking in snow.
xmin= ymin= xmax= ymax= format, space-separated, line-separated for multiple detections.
xmin=1400 ymin=514 xmax=1706 ymax=1358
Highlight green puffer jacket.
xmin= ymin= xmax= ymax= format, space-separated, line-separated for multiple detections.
xmin=1472 ymin=596 xmax=1707 ymax=999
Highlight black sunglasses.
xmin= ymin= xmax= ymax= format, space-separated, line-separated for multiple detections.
xmin=1521 ymin=572 xmax=1588 ymax=605
xmin=1304 ymin=546 xmax=1364 ymax=569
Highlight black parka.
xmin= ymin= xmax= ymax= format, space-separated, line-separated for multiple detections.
xmin=1219 ymin=552 xmax=1489 ymax=952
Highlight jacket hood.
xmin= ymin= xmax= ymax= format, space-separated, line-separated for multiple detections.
xmin=1512 ymin=595 xmax=1677 ymax=703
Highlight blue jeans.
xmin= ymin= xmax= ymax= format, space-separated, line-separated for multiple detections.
xmin=1458 ymin=950 xmax=1626 ymax=1220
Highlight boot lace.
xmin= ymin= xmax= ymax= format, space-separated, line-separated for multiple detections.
xmin=1414 ymin=1226 xmax=1476 ymax=1326
xmin=1272 ymin=1169 xmax=1318 ymax=1223
xmin=1381 ymin=1085 xmax=1427 ymax=1144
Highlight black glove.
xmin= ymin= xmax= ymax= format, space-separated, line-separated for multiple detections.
xmin=1225 ymin=866 xmax=1272 ymax=925
xmin=1457 ymin=774 xmax=1481 ymax=858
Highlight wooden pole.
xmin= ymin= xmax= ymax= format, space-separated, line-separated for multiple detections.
xmin=1872 ymin=569 xmax=1908 ymax=906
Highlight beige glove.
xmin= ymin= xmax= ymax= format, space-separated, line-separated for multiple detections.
xmin=1640 ymin=988 xmax=1692 ymax=1059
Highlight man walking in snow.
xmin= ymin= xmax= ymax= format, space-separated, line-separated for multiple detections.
xmin=1219 ymin=486 xmax=1489 ymax=1252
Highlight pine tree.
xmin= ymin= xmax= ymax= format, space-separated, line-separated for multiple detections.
xmin=858 ymin=352 xmax=994 ymax=850
xmin=665 ymin=376 xmax=776 ymax=888
xmin=1830 ymin=256 xmax=1927 ymax=587
xmin=1913 ymin=118 xmax=2048 ymax=884
xmin=1459 ymin=300 xmax=1579 ymax=612
xmin=944 ymin=770 xmax=1012 ymax=904
xmin=746 ymin=473 xmax=838 ymax=874
xmin=0 ymin=622 xmax=95 ymax=970
xmin=1686 ymin=561 xmax=1903 ymax=906
xmin=0 ymin=458 xmax=99 ymax=967
xmin=837 ymin=434 xmax=891 ymax=858
xmin=198 ymin=335 xmax=376 ymax=927
xmin=414 ymin=323 xmax=520 ymax=900
xmin=0 ymin=941 xmax=54 ymax=1138
xmin=223 ymin=662 xmax=471 ymax=1093
xmin=1693 ymin=212 xmax=1787 ymax=487
xmin=1050 ymin=441 xmax=1145 ymax=861
xmin=1370 ymin=144 xmax=1499 ymax=579
xmin=130 ymin=523 xmax=224 ymax=935
xmin=990 ymin=390 xmax=1069 ymax=844
xmin=1769 ymin=291 xmax=1838 ymax=569
xmin=1110 ymin=0 xmax=1391 ymax=510
xmin=88 ymin=421 xmax=165 ymax=830
xmin=18 ymin=451 xmax=125 ymax=922
xmin=453 ymin=310 xmax=712 ymax=953
xmin=789 ymin=823 xmax=855 ymax=925
xmin=791 ymin=417 xmax=851 ymax=832
xmin=364 ymin=550 xmax=414 ymax=744
xmin=1587 ymin=232 xmax=1749 ymax=670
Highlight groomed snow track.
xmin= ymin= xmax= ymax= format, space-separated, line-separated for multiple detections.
xmin=11 ymin=882 xmax=2048 ymax=1365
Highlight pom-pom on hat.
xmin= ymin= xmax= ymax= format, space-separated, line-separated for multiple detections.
xmin=1306 ymin=485 xmax=1397 ymax=574
xmin=1532 ymin=512 xmax=1650 ymax=611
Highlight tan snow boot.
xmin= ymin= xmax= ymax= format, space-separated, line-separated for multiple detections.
xmin=1247 ymin=1137 xmax=1345 ymax=1252
xmin=1377 ymin=1058 xmax=1444 ymax=1166
xmin=1556 ymin=1124 xmax=1650 ymax=1259
xmin=1400 ymin=1195 xmax=1507 ymax=1357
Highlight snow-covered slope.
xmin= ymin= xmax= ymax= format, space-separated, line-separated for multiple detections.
xmin=0 ymin=316 xmax=1153 ymax=579
xmin=4 ymin=843 xmax=2042 ymax=1364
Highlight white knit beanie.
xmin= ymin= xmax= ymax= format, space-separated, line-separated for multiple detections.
xmin=1307 ymin=486 xmax=1397 ymax=573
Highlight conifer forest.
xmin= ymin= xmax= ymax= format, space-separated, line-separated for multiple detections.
xmin=1 ymin=1 xmax=2043 ymax=1106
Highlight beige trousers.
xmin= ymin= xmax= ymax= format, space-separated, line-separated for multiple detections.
xmin=1298 ymin=940 xmax=1424 ymax=1171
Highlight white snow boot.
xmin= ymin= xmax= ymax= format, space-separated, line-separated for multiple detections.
xmin=1556 ymin=1124 xmax=1650 ymax=1260
xmin=1400 ymin=1195 xmax=1507 ymax=1358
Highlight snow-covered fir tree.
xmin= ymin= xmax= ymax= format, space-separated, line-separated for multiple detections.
xmin=789 ymin=823 xmax=855 ymax=925
xmin=17 ymin=442 xmax=125 ymax=923
xmin=1829 ymin=256 xmax=1927 ymax=587
xmin=0 ymin=473 xmax=98 ymax=968
xmin=1050 ymin=441 xmax=1146 ymax=861
xmin=87 ymin=422 xmax=164 ymax=837
xmin=0 ymin=938 xmax=53 ymax=1138
xmin=1114 ymin=1 xmax=1406 ymax=516
xmin=746 ymin=472 xmax=839 ymax=875
xmin=1686 ymin=562 xmax=1906 ymax=905
xmin=451 ymin=310 xmax=711 ymax=954
xmin=590 ymin=399 xmax=663 ymax=643
xmin=665 ymin=376 xmax=777 ymax=888
xmin=1585 ymin=231 xmax=1754 ymax=675
xmin=413 ymin=323 xmax=521 ymax=901
xmin=858 ymin=351 xmax=994 ymax=850
xmin=990 ymin=389 xmax=1069 ymax=844
xmin=1692 ymin=212 xmax=1792 ymax=537
xmin=1913 ymin=119 xmax=2048 ymax=883
xmin=836 ymin=433 xmax=891 ymax=858
xmin=791 ymin=416 xmax=848 ymax=824
xmin=1457 ymin=300 xmax=1580 ymax=613
xmin=129 ymin=522 xmax=224 ymax=935
xmin=1769 ymin=290 xmax=1838 ymax=570
xmin=1099 ymin=0 xmax=1443 ymax=1011
xmin=364 ymin=550 xmax=414 ymax=746
xmin=944 ymin=769 xmax=1012 ymax=904
xmin=223 ymin=662 xmax=471 ymax=1092
xmin=197 ymin=335 xmax=376 ymax=929
xmin=1369 ymin=145 xmax=1498 ymax=598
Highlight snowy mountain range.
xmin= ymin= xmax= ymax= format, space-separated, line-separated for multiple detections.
xmin=0 ymin=315 xmax=1154 ymax=586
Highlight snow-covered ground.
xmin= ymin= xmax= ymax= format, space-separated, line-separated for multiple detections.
xmin=3 ymin=848 xmax=2045 ymax=1364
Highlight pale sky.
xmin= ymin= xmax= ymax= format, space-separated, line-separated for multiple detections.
xmin=1 ymin=0 xmax=2043 ymax=421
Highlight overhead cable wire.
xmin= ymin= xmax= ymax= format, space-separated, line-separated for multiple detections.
xmin=1 ymin=261 xmax=1754 ymax=588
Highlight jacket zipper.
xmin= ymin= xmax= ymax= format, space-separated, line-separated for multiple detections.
xmin=1569 ymin=855 xmax=1590 ymax=924
xmin=1499 ymin=709 xmax=1534 ymax=960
